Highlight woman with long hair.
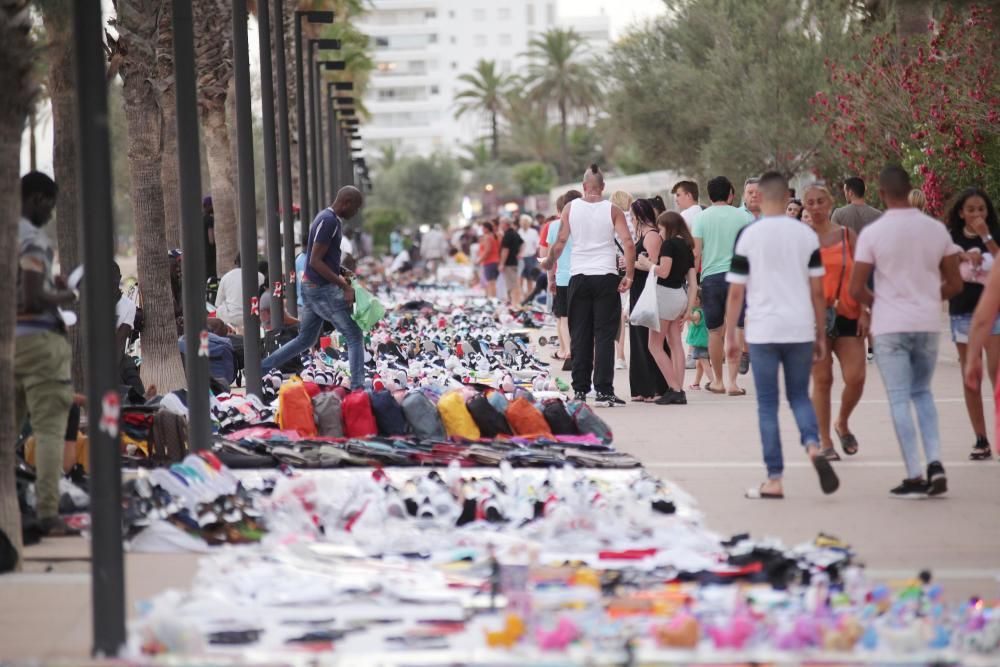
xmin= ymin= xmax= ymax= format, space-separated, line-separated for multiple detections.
xmin=786 ymin=198 xmax=804 ymax=220
xmin=478 ymin=220 xmax=500 ymax=298
xmin=610 ymin=190 xmax=635 ymax=370
xmin=804 ymin=184 xmax=868 ymax=459
xmin=637 ymin=211 xmax=697 ymax=405
xmin=627 ymin=199 xmax=668 ymax=401
xmin=945 ymin=188 xmax=1000 ymax=459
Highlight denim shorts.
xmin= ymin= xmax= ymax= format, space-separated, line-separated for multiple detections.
xmin=701 ymin=273 xmax=745 ymax=330
xmin=483 ymin=262 xmax=499 ymax=281
xmin=950 ymin=312 xmax=1000 ymax=344
xmin=690 ymin=345 xmax=709 ymax=360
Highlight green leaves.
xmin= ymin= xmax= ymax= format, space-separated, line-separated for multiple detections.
xmin=367 ymin=154 xmax=462 ymax=227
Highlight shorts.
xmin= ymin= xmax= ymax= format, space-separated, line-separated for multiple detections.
xmin=951 ymin=312 xmax=1000 ymax=344
xmin=690 ymin=345 xmax=709 ymax=360
xmin=831 ymin=315 xmax=859 ymax=338
xmin=483 ymin=262 xmax=499 ymax=282
xmin=502 ymin=265 xmax=519 ymax=285
xmin=656 ymin=284 xmax=688 ymax=320
xmin=701 ymin=273 xmax=745 ymax=330
xmin=554 ymin=286 xmax=569 ymax=318
xmin=521 ymin=256 xmax=538 ymax=277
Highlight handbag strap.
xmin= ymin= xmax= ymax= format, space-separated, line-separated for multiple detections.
xmin=833 ymin=227 xmax=847 ymax=308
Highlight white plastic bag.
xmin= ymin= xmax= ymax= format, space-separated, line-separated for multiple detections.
xmin=628 ymin=277 xmax=660 ymax=332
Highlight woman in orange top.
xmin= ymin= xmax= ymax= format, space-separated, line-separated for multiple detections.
xmin=804 ymin=184 xmax=870 ymax=460
xmin=478 ymin=220 xmax=501 ymax=298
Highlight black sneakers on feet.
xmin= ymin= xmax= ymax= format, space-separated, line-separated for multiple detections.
xmin=927 ymin=461 xmax=948 ymax=496
xmin=889 ymin=478 xmax=929 ymax=499
xmin=655 ymin=389 xmax=687 ymax=405
xmin=969 ymin=435 xmax=992 ymax=460
xmin=572 ymin=392 xmax=588 ymax=403
xmin=594 ymin=393 xmax=625 ymax=407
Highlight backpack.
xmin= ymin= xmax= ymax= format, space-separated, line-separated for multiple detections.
xmin=566 ymin=400 xmax=614 ymax=444
xmin=466 ymin=393 xmax=513 ymax=438
xmin=437 ymin=390 xmax=480 ymax=440
xmin=401 ymin=391 xmax=446 ymax=440
xmin=506 ymin=397 xmax=552 ymax=438
xmin=278 ymin=377 xmax=318 ymax=437
xmin=312 ymin=392 xmax=344 ymax=438
xmin=369 ymin=389 xmax=408 ymax=436
xmin=178 ymin=333 xmax=236 ymax=385
xmin=149 ymin=408 xmax=189 ymax=464
xmin=541 ymin=399 xmax=578 ymax=435
xmin=342 ymin=389 xmax=378 ymax=438
xmin=485 ymin=388 xmax=509 ymax=415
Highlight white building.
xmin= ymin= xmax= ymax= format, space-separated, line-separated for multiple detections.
xmin=356 ymin=0 xmax=610 ymax=159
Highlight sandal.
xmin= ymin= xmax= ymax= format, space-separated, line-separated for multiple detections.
xmin=836 ymin=428 xmax=859 ymax=456
xmin=819 ymin=447 xmax=841 ymax=462
xmin=705 ymin=382 xmax=726 ymax=395
xmin=727 ymin=387 xmax=747 ymax=396
xmin=745 ymin=484 xmax=784 ymax=500
xmin=811 ymin=453 xmax=840 ymax=495
xmin=631 ymin=396 xmax=647 ymax=403
xmin=687 ymin=384 xmax=702 ymax=391
xmin=552 ymin=352 xmax=569 ymax=361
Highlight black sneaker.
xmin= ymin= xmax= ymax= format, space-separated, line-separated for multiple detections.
xmin=889 ymin=478 xmax=929 ymax=499
xmin=655 ymin=389 xmax=687 ymax=405
xmin=594 ymin=393 xmax=624 ymax=408
xmin=572 ymin=392 xmax=588 ymax=403
xmin=969 ymin=435 xmax=992 ymax=460
xmin=926 ymin=461 xmax=948 ymax=496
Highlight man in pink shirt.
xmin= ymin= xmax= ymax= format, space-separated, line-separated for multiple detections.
xmin=850 ymin=165 xmax=963 ymax=499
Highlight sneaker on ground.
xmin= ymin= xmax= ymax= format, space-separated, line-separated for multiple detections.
xmin=889 ymin=478 xmax=929 ymax=499
xmin=738 ymin=352 xmax=750 ymax=375
xmin=615 ymin=359 xmax=627 ymax=370
xmin=969 ymin=435 xmax=992 ymax=461
xmin=926 ymin=461 xmax=948 ymax=496
xmin=594 ymin=393 xmax=625 ymax=407
xmin=572 ymin=392 xmax=588 ymax=403
xmin=655 ymin=389 xmax=687 ymax=405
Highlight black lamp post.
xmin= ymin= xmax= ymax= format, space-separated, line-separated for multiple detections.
xmin=313 ymin=58 xmax=345 ymax=209
xmin=273 ymin=0 xmax=298 ymax=316
xmin=256 ymin=0 xmax=282 ymax=332
xmin=326 ymin=82 xmax=339 ymax=197
xmin=308 ymin=40 xmax=341 ymax=222
xmin=294 ymin=11 xmax=333 ymax=248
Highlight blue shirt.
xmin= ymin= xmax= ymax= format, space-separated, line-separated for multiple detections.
xmin=546 ymin=220 xmax=573 ymax=287
xmin=294 ymin=253 xmax=306 ymax=307
xmin=304 ymin=208 xmax=343 ymax=284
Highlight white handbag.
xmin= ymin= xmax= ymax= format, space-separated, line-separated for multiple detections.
xmin=628 ymin=276 xmax=660 ymax=332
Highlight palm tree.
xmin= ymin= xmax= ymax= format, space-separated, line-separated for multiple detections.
xmin=501 ymin=92 xmax=561 ymax=167
xmin=158 ymin=1 xmax=181 ymax=248
xmin=108 ymin=0 xmax=187 ymax=391
xmin=193 ymin=0 xmax=238 ymax=276
xmin=522 ymin=28 xmax=602 ymax=180
xmin=0 ymin=0 xmax=41 ymax=567
xmin=453 ymin=59 xmax=512 ymax=161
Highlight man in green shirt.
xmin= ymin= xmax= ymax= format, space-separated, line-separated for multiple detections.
xmin=692 ymin=176 xmax=752 ymax=395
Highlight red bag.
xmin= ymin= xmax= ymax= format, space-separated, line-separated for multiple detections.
xmin=506 ymin=397 xmax=552 ymax=438
xmin=278 ymin=377 xmax=317 ymax=437
xmin=342 ymin=389 xmax=378 ymax=438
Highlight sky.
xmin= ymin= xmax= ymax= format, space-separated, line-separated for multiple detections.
xmin=559 ymin=0 xmax=666 ymax=37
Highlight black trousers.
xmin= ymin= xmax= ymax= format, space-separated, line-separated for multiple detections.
xmin=568 ymin=273 xmax=621 ymax=394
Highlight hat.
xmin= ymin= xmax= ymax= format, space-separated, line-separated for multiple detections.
xmin=168 ymin=248 xmax=183 ymax=258
xmin=202 ymin=196 xmax=212 ymax=206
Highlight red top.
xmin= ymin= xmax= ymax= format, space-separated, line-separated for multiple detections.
xmin=539 ymin=221 xmax=553 ymax=250
xmin=479 ymin=232 xmax=500 ymax=264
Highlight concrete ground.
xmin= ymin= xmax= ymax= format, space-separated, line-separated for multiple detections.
xmin=2 ymin=322 xmax=998 ymax=661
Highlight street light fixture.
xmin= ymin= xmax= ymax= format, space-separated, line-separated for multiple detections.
xmin=294 ymin=10 xmax=333 ymax=246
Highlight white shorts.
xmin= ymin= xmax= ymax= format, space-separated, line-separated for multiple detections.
xmin=657 ymin=285 xmax=687 ymax=321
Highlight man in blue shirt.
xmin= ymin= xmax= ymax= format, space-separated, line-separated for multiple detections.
xmin=262 ymin=186 xmax=365 ymax=388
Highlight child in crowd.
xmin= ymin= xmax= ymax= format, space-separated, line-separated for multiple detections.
xmin=686 ymin=289 xmax=713 ymax=389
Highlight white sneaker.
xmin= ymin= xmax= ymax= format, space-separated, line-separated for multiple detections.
xmin=615 ymin=359 xmax=626 ymax=370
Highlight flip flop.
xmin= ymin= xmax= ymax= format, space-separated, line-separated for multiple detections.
xmin=820 ymin=447 xmax=842 ymax=462
xmin=812 ymin=454 xmax=840 ymax=495
xmin=727 ymin=388 xmax=747 ymax=396
xmin=552 ymin=352 xmax=569 ymax=361
xmin=836 ymin=429 xmax=859 ymax=456
xmin=705 ymin=382 xmax=726 ymax=395
xmin=631 ymin=396 xmax=648 ymax=403
xmin=745 ymin=484 xmax=784 ymax=500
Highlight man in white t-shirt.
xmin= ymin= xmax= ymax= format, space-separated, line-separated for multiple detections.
xmin=725 ymin=171 xmax=839 ymax=500
xmin=518 ymin=214 xmax=540 ymax=295
xmin=672 ymin=180 xmax=702 ymax=229
xmin=849 ymin=164 xmax=962 ymax=498
xmin=215 ymin=253 xmax=264 ymax=331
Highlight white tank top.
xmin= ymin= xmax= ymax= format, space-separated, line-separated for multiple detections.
xmin=568 ymin=199 xmax=617 ymax=276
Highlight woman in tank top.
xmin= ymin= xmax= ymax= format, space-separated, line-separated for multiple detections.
xmin=627 ymin=199 xmax=669 ymax=401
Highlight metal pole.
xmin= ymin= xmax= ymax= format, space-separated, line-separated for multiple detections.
xmin=294 ymin=15 xmax=310 ymax=249
xmin=73 ymin=0 xmax=124 ymax=656
xmin=314 ymin=61 xmax=326 ymax=209
xmin=273 ymin=0 xmax=297 ymax=316
xmin=326 ymin=85 xmax=338 ymax=196
xmin=257 ymin=0 xmax=283 ymax=332
xmin=172 ymin=0 xmax=211 ymax=450
xmin=308 ymin=42 xmax=320 ymax=219
xmin=233 ymin=0 xmax=262 ymax=397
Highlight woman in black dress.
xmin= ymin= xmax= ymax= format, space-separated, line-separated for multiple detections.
xmin=628 ymin=199 xmax=669 ymax=401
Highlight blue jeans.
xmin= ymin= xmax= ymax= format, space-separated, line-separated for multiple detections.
xmin=262 ymin=281 xmax=365 ymax=389
xmin=749 ymin=342 xmax=820 ymax=479
xmin=874 ymin=332 xmax=941 ymax=479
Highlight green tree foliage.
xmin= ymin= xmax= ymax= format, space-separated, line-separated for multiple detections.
xmin=368 ymin=154 xmax=462 ymax=226
xmin=364 ymin=206 xmax=408 ymax=252
xmin=453 ymin=59 xmax=514 ymax=160
xmin=605 ymin=0 xmax=876 ymax=181
xmin=512 ymin=161 xmax=557 ymax=195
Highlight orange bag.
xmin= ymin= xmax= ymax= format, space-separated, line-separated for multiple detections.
xmin=506 ymin=397 xmax=553 ymax=438
xmin=278 ymin=377 xmax=318 ymax=436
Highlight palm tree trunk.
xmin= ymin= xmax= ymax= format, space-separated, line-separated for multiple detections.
xmin=41 ymin=2 xmax=86 ymax=391
xmin=0 ymin=0 xmax=38 ymax=569
xmin=558 ymin=97 xmax=569 ymax=181
xmin=491 ymin=109 xmax=499 ymax=161
xmin=158 ymin=2 xmax=181 ymax=248
xmin=204 ymin=105 xmax=239 ymax=275
xmin=28 ymin=107 xmax=36 ymax=170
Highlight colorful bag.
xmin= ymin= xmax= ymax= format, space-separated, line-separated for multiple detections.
xmin=466 ymin=393 xmax=513 ymax=438
xmin=541 ymin=399 xmax=578 ymax=435
xmin=312 ymin=392 xmax=344 ymax=438
xmin=402 ymin=391 xmax=447 ymax=440
xmin=485 ymin=388 xmax=509 ymax=415
xmin=506 ymin=397 xmax=553 ymax=438
xmin=437 ymin=390 xmax=481 ymax=440
xmin=352 ymin=285 xmax=386 ymax=332
xmin=369 ymin=389 xmax=408 ymax=436
xmin=342 ymin=389 xmax=378 ymax=438
xmin=278 ymin=377 xmax=318 ymax=437
xmin=566 ymin=400 xmax=613 ymax=444
xmin=149 ymin=408 xmax=190 ymax=463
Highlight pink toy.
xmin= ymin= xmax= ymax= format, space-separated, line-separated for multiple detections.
xmin=775 ymin=615 xmax=822 ymax=650
xmin=536 ymin=617 xmax=580 ymax=651
xmin=707 ymin=609 xmax=754 ymax=649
